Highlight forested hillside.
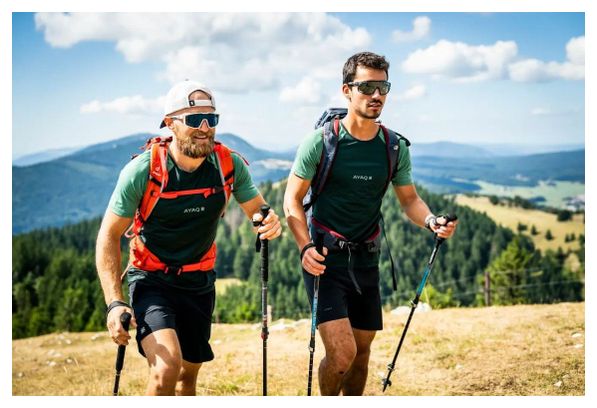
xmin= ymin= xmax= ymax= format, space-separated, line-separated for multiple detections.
xmin=12 ymin=182 xmax=584 ymax=339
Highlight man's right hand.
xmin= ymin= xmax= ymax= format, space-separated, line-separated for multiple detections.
xmin=107 ymin=306 xmax=136 ymax=346
xmin=302 ymin=245 xmax=328 ymax=276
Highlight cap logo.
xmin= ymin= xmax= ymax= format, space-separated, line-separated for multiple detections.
xmin=189 ymin=100 xmax=195 ymax=107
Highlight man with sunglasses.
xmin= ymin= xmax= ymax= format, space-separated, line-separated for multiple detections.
xmin=284 ymin=52 xmax=457 ymax=395
xmin=97 ymin=80 xmax=282 ymax=395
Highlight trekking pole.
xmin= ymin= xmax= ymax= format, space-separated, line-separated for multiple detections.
xmin=253 ymin=204 xmax=271 ymax=396
xmin=381 ymin=214 xmax=457 ymax=392
xmin=307 ymin=233 xmax=324 ymax=396
xmin=112 ymin=312 xmax=132 ymax=396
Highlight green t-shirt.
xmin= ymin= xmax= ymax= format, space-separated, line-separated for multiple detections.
xmin=291 ymin=123 xmax=413 ymax=267
xmin=109 ymin=147 xmax=259 ymax=293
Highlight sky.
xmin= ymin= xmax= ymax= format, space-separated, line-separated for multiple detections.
xmin=11 ymin=11 xmax=585 ymax=159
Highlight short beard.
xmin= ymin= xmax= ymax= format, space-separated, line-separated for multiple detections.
xmin=355 ymin=106 xmax=382 ymax=120
xmin=176 ymin=135 xmax=215 ymax=158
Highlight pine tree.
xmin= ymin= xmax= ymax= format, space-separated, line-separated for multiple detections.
xmin=485 ymin=236 xmax=537 ymax=305
xmin=545 ymin=229 xmax=554 ymax=241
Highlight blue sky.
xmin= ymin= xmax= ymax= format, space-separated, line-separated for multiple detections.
xmin=12 ymin=12 xmax=585 ymax=158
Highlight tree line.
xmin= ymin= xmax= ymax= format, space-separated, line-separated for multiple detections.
xmin=12 ymin=182 xmax=585 ymax=339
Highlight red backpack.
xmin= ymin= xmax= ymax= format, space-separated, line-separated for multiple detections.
xmin=125 ymin=136 xmax=237 ymax=275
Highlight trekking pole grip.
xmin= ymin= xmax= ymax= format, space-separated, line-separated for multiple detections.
xmin=315 ymin=232 xmax=324 ymax=255
xmin=259 ymin=204 xmax=270 ymax=226
xmin=115 ymin=312 xmax=132 ymax=372
xmin=120 ymin=311 xmax=132 ymax=331
xmin=253 ymin=204 xmax=270 ymax=229
xmin=435 ymin=214 xmax=458 ymax=244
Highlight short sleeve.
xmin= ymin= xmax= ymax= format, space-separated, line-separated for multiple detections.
xmin=391 ymin=138 xmax=413 ymax=186
xmin=231 ymin=153 xmax=259 ymax=203
xmin=107 ymin=152 xmax=150 ymax=218
xmin=290 ymin=128 xmax=324 ymax=180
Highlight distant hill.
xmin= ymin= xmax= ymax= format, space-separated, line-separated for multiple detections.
xmin=472 ymin=142 xmax=585 ymax=157
xmin=412 ymin=149 xmax=585 ymax=193
xmin=13 ymin=146 xmax=83 ymax=167
xmin=12 ymin=133 xmax=294 ymax=234
xmin=410 ymin=142 xmax=494 ymax=158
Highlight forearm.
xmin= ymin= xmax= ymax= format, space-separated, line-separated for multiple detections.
xmin=96 ymin=234 xmax=126 ymax=305
xmin=239 ymin=193 xmax=267 ymax=221
xmin=402 ymin=196 xmax=434 ymax=228
xmin=283 ymin=198 xmax=312 ymax=250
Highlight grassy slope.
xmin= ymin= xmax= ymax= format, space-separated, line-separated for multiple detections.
xmin=214 ymin=278 xmax=242 ymax=294
xmin=454 ymin=195 xmax=584 ymax=253
xmin=13 ymin=302 xmax=584 ymax=396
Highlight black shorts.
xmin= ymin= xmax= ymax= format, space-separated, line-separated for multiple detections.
xmin=302 ymin=265 xmax=383 ymax=331
xmin=129 ymin=280 xmax=216 ymax=364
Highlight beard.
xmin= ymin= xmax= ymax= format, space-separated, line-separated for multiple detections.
xmin=355 ymin=109 xmax=381 ymax=120
xmin=355 ymin=99 xmax=384 ymax=119
xmin=176 ymin=132 xmax=215 ymax=158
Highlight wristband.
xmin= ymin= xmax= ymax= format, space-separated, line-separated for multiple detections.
xmin=424 ymin=214 xmax=436 ymax=232
xmin=300 ymin=242 xmax=317 ymax=260
xmin=106 ymin=300 xmax=131 ymax=317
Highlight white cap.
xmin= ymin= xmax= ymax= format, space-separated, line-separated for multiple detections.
xmin=159 ymin=80 xmax=216 ymax=128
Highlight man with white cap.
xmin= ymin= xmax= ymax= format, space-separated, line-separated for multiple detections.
xmin=96 ymin=80 xmax=282 ymax=395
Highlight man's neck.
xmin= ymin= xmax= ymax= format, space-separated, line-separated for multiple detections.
xmin=168 ymin=144 xmax=206 ymax=173
xmin=341 ymin=112 xmax=379 ymax=141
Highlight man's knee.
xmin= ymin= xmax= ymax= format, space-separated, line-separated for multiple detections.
xmin=149 ymin=357 xmax=183 ymax=387
xmin=351 ymin=348 xmax=372 ymax=371
xmin=351 ymin=328 xmax=376 ymax=369
xmin=178 ymin=363 xmax=201 ymax=384
xmin=326 ymin=343 xmax=357 ymax=374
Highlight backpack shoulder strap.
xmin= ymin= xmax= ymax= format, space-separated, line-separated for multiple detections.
xmin=137 ymin=139 xmax=170 ymax=223
xmin=213 ymin=142 xmax=237 ymax=216
xmin=380 ymin=124 xmax=410 ymax=189
xmin=303 ymin=116 xmax=341 ymax=212
xmin=313 ymin=117 xmax=340 ymax=195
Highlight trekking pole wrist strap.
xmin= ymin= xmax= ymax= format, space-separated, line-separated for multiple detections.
xmin=106 ymin=300 xmax=131 ymax=317
xmin=300 ymin=243 xmax=317 ymax=260
xmin=424 ymin=214 xmax=436 ymax=232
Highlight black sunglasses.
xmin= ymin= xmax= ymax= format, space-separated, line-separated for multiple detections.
xmin=171 ymin=113 xmax=220 ymax=128
xmin=347 ymin=80 xmax=391 ymax=96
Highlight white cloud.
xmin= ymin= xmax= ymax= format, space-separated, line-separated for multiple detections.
xmin=327 ymin=92 xmax=349 ymax=109
xmin=531 ymin=107 xmax=552 ymax=116
xmin=530 ymin=107 xmax=580 ymax=116
xmin=402 ymin=36 xmax=584 ymax=83
xmin=392 ymin=16 xmax=431 ymax=43
xmin=508 ymin=36 xmax=584 ymax=82
xmin=279 ymin=77 xmax=322 ymax=104
xmin=396 ymin=84 xmax=427 ymax=101
xmin=402 ymin=39 xmax=518 ymax=82
xmin=417 ymin=114 xmax=432 ymax=123
xmin=80 ymin=95 xmax=164 ymax=115
xmin=35 ymin=13 xmax=371 ymax=93
xmin=566 ymin=36 xmax=584 ymax=65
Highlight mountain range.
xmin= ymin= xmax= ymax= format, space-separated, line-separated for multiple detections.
xmin=12 ymin=133 xmax=584 ymax=234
